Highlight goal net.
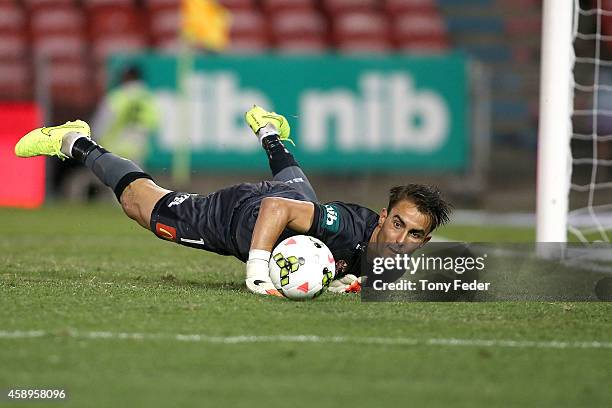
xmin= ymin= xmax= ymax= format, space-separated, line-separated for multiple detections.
xmin=537 ymin=0 xmax=612 ymax=243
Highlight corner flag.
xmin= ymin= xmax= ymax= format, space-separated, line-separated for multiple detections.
xmin=181 ymin=0 xmax=230 ymax=51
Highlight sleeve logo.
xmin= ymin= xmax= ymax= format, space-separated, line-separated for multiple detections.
xmin=321 ymin=204 xmax=340 ymax=233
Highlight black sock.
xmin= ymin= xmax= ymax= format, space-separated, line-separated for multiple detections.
xmin=71 ymin=137 xmax=101 ymax=163
xmin=261 ymin=135 xmax=298 ymax=176
xmin=71 ymin=138 xmax=153 ymax=201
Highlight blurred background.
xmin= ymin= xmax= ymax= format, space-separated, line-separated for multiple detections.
xmin=0 ymin=0 xmax=558 ymax=217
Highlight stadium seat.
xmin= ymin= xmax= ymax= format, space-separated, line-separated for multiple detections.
xmin=144 ymin=0 xmax=179 ymax=10
xmin=0 ymin=33 xmax=28 ymax=59
xmin=149 ymin=7 xmax=180 ymax=45
xmin=92 ymin=34 xmax=148 ymax=61
xmin=29 ymin=6 xmax=85 ymax=36
xmin=32 ymin=34 xmax=87 ymax=59
xmin=262 ymin=0 xmax=315 ymax=12
xmin=275 ymin=38 xmax=328 ymax=53
xmin=392 ymin=12 xmax=449 ymax=52
xmin=322 ymin=0 xmax=378 ymax=15
xmin=270 ymin=10 xmax=327 ymax=47
xmin=0 ymin=2 xmax=25 ymax=33
xmin=0 ymin=59 xmax=31 ymax=100
xmin=88 ymin=6 xmax=145 ymax=39
xmin=229 ymin=9 xmax=270 ymax=51
xmin=82 ymin=0 xmax=135 ymax=8
xmin=47 ymin=59 xmax=95 ymax=106
xmin=227 ymin=37 xmax=269 ymax=53
xmin=219 ymin=0 xmax=256 ymax=10
xmin=505 ymin=15 xmax=540 ymax=36
xmin=333 ymin=11 xmax=391 ymax=52
xmin=384 ymin=0 xmax=438 ymax=14
xmin=23 ymin=0 xmax=76 ymax=10
xmin=446 ymin=16 xmax=504 ymax=35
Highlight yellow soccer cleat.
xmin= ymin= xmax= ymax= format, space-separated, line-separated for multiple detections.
xmin=14 ymin=120 xmax=91 ymax=160
xmin=245 ymin=105 xmax=294 ymax=145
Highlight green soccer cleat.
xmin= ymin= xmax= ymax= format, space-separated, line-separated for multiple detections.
xmin=245 ymin=105 xmax=294 ymax=145
xmin=14 ymin=120 xmax=91 ymax=160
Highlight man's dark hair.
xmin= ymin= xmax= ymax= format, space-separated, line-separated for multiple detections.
xmin=387 ymin=184 xmax=452 ymax=232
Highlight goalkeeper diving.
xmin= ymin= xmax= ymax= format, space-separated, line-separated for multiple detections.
xmin=14 ymin=106 xmax=451 ymax=296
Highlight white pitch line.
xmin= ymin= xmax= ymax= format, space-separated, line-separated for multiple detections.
xmin=0 ymin=330 xmax=611 ymax=350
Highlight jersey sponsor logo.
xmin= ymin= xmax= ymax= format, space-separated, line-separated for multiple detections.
xmin=168 ymin=194 xmax=190 ymax=208
xmin=321 ymin=204 xmax=340 ymax=233
xmin=156 ymin=222 xmax=177 ymax=241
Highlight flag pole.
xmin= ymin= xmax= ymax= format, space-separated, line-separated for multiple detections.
xmin=173 ymin=31 xmax=194 ymax=188
xmin=175 ymin=0 xmax=230 ymax=187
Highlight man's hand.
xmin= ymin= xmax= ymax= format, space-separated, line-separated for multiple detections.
xmin=245 ymin=249 xmax=283 ymax=297
xmin=328 ymin=274 xmax=362 ymax=294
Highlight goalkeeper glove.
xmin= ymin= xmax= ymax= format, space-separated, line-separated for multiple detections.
xmin=245 ymin=249 xmax=283 ymax=297
xmin=328 ymin=274 xmax=362 ymax=294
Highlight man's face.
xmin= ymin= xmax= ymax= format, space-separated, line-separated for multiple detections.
xmin=373 ymin=199 xmax=432 ymax=257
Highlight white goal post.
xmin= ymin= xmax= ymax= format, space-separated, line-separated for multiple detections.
xmin=536 ymin=0 xmax=575 ymax=243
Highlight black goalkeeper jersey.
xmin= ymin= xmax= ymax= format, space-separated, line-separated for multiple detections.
xmin=150 ymin=182 xmax=379 ymax=277
xmin=305 ymin=201 xmax=379 ymax=277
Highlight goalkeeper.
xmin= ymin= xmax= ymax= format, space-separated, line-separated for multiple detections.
xmin=14 ymin=106 xmax=451 ymax=296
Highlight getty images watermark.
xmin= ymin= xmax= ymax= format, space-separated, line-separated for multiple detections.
xmin=359 ymin=243 xmax=612 ymax=301
xmin=371 ymin=251 xmax=490 ymax=292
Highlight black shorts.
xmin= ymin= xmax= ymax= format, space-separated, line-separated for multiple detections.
xmin=149 ymin=181 xmax=309 ymax=262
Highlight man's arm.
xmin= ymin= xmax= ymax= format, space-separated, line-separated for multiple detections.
xmin=245 ymin=197 xmax=315 ymax=296
xmin=250 ymin=197 xmax=315 ymax=252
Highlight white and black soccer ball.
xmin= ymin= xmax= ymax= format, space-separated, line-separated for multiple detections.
xmin=269 ymin=235 xmax=336 ymax=300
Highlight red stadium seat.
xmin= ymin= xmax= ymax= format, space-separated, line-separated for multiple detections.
xmin=322 ymin=0 xmax=378 ymax=15
xmin=82 ymin=0 xmax=135 ymax=9
xmin=32 ymin=34 xmax=87 ymax=59
xmin=392 ymin=12 xmax=448 ymax=52
xmin=219 ymin=0 xmax=256 ymax=10
xmin=149 ymin=7 xmax=180 ymax=44
xmin=226 ymin=36 xmax=269 ymax=53
xmin=144 ymin=0 xmax=179 ymax=12
xmin=0 ymin=33 xmax=28 ymax=59
xmin=0 ymin=59 xmax=31 ymax=100
xmin=333 ymin=11 xmax=390 ymax=52
xmin=92 ymin=34 xmax=148 ymax=61
xmin=396 ymin=37 xmax=448 ymax=53
xmin=230 ymin=9 xmax=270 ymax=49
xmin=262 ymin=0 xmax=315 ymax=13
xmin=0 ymin=3 xmax=26 ymax=33
xmin=270 ymin=10 xmax=327 ymax=45
xmin=24 ymin=0 xmax=76 ymax=10
xmin=88 ymin=6 xmax=146 ymax=39
xmin=47 ymin=59 xmax=95 ymax=106
xmin=29 ymin=6 xmax=85 ymax=36
xmin=276 ymin=37 xmax=328 ymax=53
xmin=384 ymin=0 xmax=437 ymax=14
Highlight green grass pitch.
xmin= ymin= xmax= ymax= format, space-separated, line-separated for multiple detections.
xmin=0 ymin=205 xmax=610 ymax=407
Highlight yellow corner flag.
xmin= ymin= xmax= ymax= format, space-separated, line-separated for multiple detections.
xmin=181 ymin=0 xmax=231 ymax=51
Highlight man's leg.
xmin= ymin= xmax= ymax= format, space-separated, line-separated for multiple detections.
xmin=260 ymin=132 xmax=318 ymax=202
xmin=14 ymin=120 xmax=170 ymax=229
xmin=64 ymin=132 xmax=171 ymax=229
xmin=245 ymin=106 xmax=318 ymax=202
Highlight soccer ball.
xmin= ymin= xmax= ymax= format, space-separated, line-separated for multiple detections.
xmin=269 ymin=235 xmax=336 ymax=300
